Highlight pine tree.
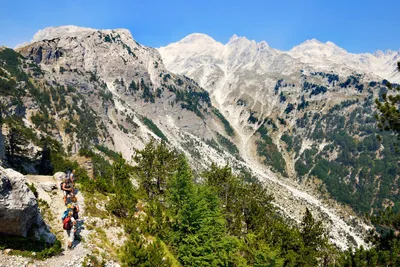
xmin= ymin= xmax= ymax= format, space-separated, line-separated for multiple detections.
xmin=299 ymin=208 xmax=327 ymax=266
xmin=121 ymin=233 xmax=170 ymax=267
xmin=167 ymin=157 xmax=238 ymax=266
xmin=134 ymin=140 xmax=178 ymax=200
xmin=106 ymin=158 xmax=137 ymax=218
xmin=375 ymin=61 xmax=400 ymax=134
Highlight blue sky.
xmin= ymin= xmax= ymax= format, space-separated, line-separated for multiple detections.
xmin=1 ymin=0 xmax=399 ymax=53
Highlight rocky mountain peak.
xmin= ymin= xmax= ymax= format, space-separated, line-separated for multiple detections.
xmin=178 ymin=33 xmax=220 ymax=45
xmin=290 ymin=38 xmax=347 ymax=56
xmin=32 ymin=25 xmax=98 ymax=42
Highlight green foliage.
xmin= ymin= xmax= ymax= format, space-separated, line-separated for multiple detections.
xmin=75 ymin=141 xmax=340 ymax=266
xmin=299 ymin=208 xmax=328 ymax=265
xmin=295 ymin=148 xmax=317 ymax=177
xmin=281 ymin=134 xmax=293 ymax=151
xmin=0 ymin=232 xmax=62 ymax=260
xmin=212 ymin=108 xmax=235 ymax=136
xmin=255 ymin=123 xmax=287 ymax=176
xmin=141 ymin=117 xmax=168 ymax=141
xmin=95 ymin=144 xmax=121 ymax=161
xmin=167 ymin=158 xmax=238 ymax=266
xmin=175 ymin=89 xmax=211 ymax=119
xmin=134 ymin=140 xmax=177 ymax=200
xmin=26 ymin=182 xmax=38 ymax=198
xmin=215 ymin=132 xmax=239 ymax=157
xmin=0 ymin=48 xmax=28 ymax=81
xmin=141 ymin=79 xmax=155 ymax=103
xmin=121 ymin=234 xmax=170 ymax=267
xmin=375 ymin=74 xmax=400 ymax=134
xmin=104 ymin=35 xmax=112 ymax=43
xmin=106 ymin=158 xmax=137 ymax=217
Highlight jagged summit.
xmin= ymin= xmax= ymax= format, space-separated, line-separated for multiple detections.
xmin=30 ymin=25 xmax=134 ymax=45
xmin=32 ymin=25 xmax=98 ymax=42
xmin=159 ymin=32 xmax=400 ymax=83
xmin=227 ymin=34 xmax=251 ymax=44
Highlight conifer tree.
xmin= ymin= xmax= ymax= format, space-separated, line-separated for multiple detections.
xmin=375 ymin=61 xmax=400 ymax=134
xmin=167 ymin=157 xmax=238 ymax=266
xmin=299 ymin=208 xmax=327 ymax=266
xmin=134 ymin=140 xmax=177 ymax=199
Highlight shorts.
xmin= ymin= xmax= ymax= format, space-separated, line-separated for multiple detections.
xmin=64 ymin=190 xmax=73 ymax=196
xmin=66 ymin=229 xmax=75 ymax=243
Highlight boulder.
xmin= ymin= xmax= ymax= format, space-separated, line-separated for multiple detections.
xmin=0 ymin=168 xmax=37 ymax=237
xmin=3 ymin=249 xmax=12 ymax=255
xmin=54 ymin=171 xmax=66 ymax=181
xmin=0 ymin=167 xmax=56 ymax=243
xmin=39 ymin=181 xmax=57 ymax=192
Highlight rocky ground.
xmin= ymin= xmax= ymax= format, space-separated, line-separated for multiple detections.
xmin=0 ymin=173 xmax=124 ymax=267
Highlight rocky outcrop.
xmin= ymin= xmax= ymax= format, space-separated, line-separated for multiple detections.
xmin=0 ymin=167 xmax=55 ymax=243
xmin=53 ymin=172 xmax=66 ymax=181
xmin=39 ymin=182 xmax=57 ymax=192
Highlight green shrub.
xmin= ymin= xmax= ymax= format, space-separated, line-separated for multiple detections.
xmin=142 ymin=117 xmax=168 ymax=141
xmin=26 ymin=183 xmax=38 ymax=198
xmin=212 ymin=108 xmax=235 ymax=136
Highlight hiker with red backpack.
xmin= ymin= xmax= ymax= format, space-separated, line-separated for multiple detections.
xmin=63 ymin=210 xmax=77 ymax=249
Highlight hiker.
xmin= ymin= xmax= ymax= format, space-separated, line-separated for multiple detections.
xmin=67 ymin=169 xmax=76 ymax=184
xmin=71 ymin=196 xmax=80 ymax=220
xmin=63 ymin=210 xmax=77 ymax=249
xmin=62 ymin=177 xmax=74 ymax=205
xmin=65 ymin=192 xmax=74 ymax=206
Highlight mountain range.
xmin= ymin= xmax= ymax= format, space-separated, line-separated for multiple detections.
xmin=2 ymin=26 xmax=400 ymax=252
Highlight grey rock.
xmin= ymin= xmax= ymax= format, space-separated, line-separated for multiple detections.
xmin=39 ymin=182 xmax=57 ymax=192
xmin=0 ymin=167 xmax=56 ymax=243
xmin=54 ymin=172 xmax=66 ymax=181
xmin=0 ymin=168 xmax=37 ymax=237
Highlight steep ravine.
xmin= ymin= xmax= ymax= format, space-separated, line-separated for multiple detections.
xmin=225 ymin=108 xmax=370 ymax=250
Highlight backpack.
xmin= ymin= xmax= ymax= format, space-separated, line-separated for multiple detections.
xmin=63 ymin=217 xmax=72 ymax=230
xmin=60 ymin=182 xmax=65 ymax=191
xmin=61 ymin=209 xmax=71 ymax=221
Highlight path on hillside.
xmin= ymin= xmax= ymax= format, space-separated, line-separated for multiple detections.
xmin=0 ymin=175 xmax=92 ymax=267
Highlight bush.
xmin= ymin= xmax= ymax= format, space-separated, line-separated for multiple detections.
xmin=212 ymin=108 xmax=235 ymax=136
xmin=26 ymin=183 xmax=38 ymax=198
xmin=0 ymin=232 xmax=62 ymax=260
xmin=142 ymin=117 xmax=168 ymax=141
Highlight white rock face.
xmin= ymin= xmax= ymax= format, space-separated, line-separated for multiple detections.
xmin=159 ymin=34 xmax=400 ymax=85
xmin=18 ymin=26 xmax=218 ymax=161
xmin=31 ymin=25 xmax=98 ymax=43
